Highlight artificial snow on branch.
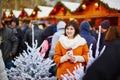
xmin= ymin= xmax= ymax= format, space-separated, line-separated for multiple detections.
xmin=61 ymin=63 xmax=84 ymax=80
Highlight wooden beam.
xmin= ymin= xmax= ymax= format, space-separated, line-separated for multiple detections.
xmin=49 ymin=13 xmax=120 ymax=19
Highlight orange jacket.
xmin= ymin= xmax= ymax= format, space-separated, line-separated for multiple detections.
xmin=54 ymin=41 xmax=89 ymax=79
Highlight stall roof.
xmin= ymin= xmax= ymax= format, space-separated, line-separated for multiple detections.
xmin=101 ymin=0 xmax=120 ymax=10
xmin=37 ymin=6 xmax=53 ymax=18
xmin=60 ymin=1 xmax=81 ymax=12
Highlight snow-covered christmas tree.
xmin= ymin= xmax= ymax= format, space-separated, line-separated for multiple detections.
xmin=7 ymin=41 xmax=57 ymax=80
xmin=7 ymin=24 xmax=57 ymax=80
xmin=61 ymin=26 xmax=106 ymax=80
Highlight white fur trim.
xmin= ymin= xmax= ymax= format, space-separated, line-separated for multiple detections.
xmin=59 ymin=35 xmax=86 ymax=49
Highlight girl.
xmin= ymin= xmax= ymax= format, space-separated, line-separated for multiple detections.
xmin=54 ymin=20 xmax=89 ymax=79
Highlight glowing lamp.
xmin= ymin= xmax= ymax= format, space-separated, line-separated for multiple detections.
xmin=82 ymin=4 xmax=86 ymax=9
xmin=94 ymin=2 xmax=99 ymax=8
xmin=32 ymin=11 xmax=36 ymax=15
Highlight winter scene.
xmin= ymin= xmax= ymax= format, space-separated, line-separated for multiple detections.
xmin=0 ymin=0 xmax=120 ymax=80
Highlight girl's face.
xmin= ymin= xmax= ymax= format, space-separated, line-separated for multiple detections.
xmin=66 ymin=25 xmax=75 ymax=39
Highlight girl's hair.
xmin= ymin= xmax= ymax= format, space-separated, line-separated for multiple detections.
xmin=64 ymin=20 xmax=79 ymax=37
xmin=104 ymin=26 xmax=120 ymax=42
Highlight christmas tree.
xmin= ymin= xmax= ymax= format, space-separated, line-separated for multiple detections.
xmin=7 ymin=24 xmax=57 ymax=80
xmin=7 ymin=41 xmax=57 ymax=80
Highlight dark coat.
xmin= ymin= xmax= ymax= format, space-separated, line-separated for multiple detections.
xmin=80 ymin=21 xmax=96 ymax=47
xmin=0 ymin=27 xmax=18 ymax=62
xmin=24 ymin=24 xmax=43 ymax=48
xmin=42 ymin=24 xmax=57 ymax=40
xmin=10 ymin=26 xmax=24 ymax=54
xmin=83 ymin=39 xmax=120 ymax=80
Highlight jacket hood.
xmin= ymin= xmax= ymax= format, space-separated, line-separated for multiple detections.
xmin=80 ymin=21 xmax=90 ymax=33
xmin=100 ymin=20 xmax=110 ymax=29
xmin=57 ymin=21 xmax=66 ymax=31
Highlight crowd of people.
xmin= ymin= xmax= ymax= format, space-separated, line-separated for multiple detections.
xmin=0 ymin=17 xmax=120 ymax=80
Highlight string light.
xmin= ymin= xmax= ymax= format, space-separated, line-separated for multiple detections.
xmin=32 ymin=11 xmax=36 ymax=15
xmin=82 ymin=4 xmax=86 ymax=10
xmin=94 ymin=2 xmax=99 ymax=8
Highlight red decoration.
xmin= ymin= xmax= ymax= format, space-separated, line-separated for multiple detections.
xmin=24 ymin=12 xmax=27 ymax=16
xmin=106 ymin=10 xmax=110 ymax=14
xmin=82 ymin=0 xmax=84 ymax=3
xmin=19 ymin=11 xmax=27 ymax=18
xmin=2 ymin=12 xmax=6 ymax=19
xmin=53 ymin=8 xmax=57 ymax=13
xmin=113 ymin=10 xmax=118 ymax=13
xmin=61 ymin=7 xmax=65 ymax=12
xmin=19 ymin=12 xmax=24 ymax=17
xmin=95 ymin=7 xmax=99 ymax=11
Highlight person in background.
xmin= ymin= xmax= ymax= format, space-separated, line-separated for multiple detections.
xmin=53 ymin=20 xmax=89 ymax=79
xmin=40 ymin=18 xmax=57 ymax=57
xmin=89 ymin=20 xmax=97 ymax=38
xmin=21 ymin=20 xmax=30 ymax=36
xmin=41 ymin=18 xmax=57 ymax=40
xmin=0 ymin=49 xmax=9 ymax=80
xmin=0 ymin=18 xmax=18 ymax=69
xmin=48 ymin=20 xmax=66 ymax=77
xmin=10 ymin=17 xmax=24 ymax=55
xmin=4 ymin=20 xmax=11 ymax=28
xmin=38 ymin=23 xmax=46 ymax=30
xmin=82 ymin=26 xmax=120 ymax=80
xmin=79 ymin=21 xmax=96 ymax=57
xmin=49 ymin=20 xmax=66 ymax=59
xmin=23 ymin=22 xmax=43 ymax=49
xmin=95 ymin=20 xmax=110 ymax=54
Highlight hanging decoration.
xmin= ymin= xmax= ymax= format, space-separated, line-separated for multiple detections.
xmin=2 ymin=12 xmax=6 ymax=19
xmin=61 ymin=7 xmax=66 ymax=15
xmin=94 ymin=2 xmax=99 ymax=8
xmin=61 ymin=7 xmax=65 ymax=12
xmin=19 ymin=10 xmax=27 ymax=18
xmin=82 ymin=4 xmax=86 ymax=10
xmin=8 ymin=12 xmax=14 ymax=18
xmin=2 ymin=0 xmax=120 ymax=20
xmin=53 ymin=7 xmax=57 ymax=13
